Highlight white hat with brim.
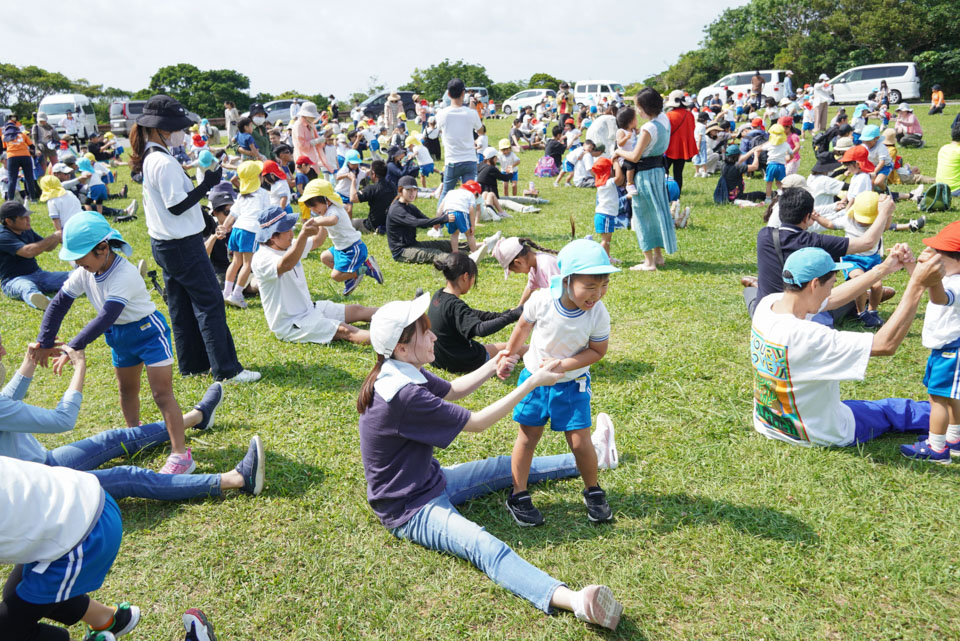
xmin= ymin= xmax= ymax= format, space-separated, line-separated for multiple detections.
xmin=371 ymin=294 xmax=431 ymax=358
xmin=896 ymin=103 xmax=912 ymax=112
xmin=298 ymin=102 xmax=320 ymax=120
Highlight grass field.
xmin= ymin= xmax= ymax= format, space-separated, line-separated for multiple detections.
xmin=4 ymin=106 xmax=960 ymax=641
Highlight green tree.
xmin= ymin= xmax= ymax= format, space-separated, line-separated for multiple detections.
xmin=528 ymin=73 xmax=563 ymax=91
xmin=148 ymin=64 xmax=251 ymax=117
xmin=489 ymin=81 xmax=525 ymax=102
xmin=399 ymin=59 xmax=493 ymax=102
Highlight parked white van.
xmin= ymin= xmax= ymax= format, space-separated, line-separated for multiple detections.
xmin=828 ymin=62 xmax=921 ymax=104
xmin=573 ymin=80 xmax=625 ymax=109
xmin=501 ymin=89 xmax=556 ymax=115
xmin=696 ymin=70 xmax=787 ymax=106
xmin=38 ymin=93 xmax=98 ymax=138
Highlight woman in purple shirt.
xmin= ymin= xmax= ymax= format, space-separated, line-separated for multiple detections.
xmin=356 ymin=295 xmax=623 ymax=630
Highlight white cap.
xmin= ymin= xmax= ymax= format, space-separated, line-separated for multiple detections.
xmin=482 ymin=146 xmax=498 ymax=160
xmin=818 ymin=73 xmax=829 ymax=81
xmin=370 ymin=294 xmax=431 ymax=357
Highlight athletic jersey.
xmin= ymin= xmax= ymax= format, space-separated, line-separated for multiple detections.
xmin=62 ymin=255 xmax=157 ymax=324
xmin=521 ymin=288 xmax=610 ymax=383
xmin=440 ymin=188 xmax=475 ymax=215
xmin=231 ymin=189 xmax=271 ymax=233
xmin=269 ymin=179 xmax=291 ymax=208
xmin=322 ymin=203 xmax=362 ymax=250
xmin=595 ymin=181 xmax=619 ymax=216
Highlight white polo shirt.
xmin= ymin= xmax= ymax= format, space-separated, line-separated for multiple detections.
xmin=46 ymin=191 xmax=83 ymax=228
xmin=62 ymin=255 xmax=157 ymax=324
xmin=251 ymin=237 xmax=318 ymax=333
xmin=142 ymin=143 xmax=205 ymax=241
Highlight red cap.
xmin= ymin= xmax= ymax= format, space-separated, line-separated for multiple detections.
xmin=750 ymin=118 xmax=764 ymax=128
xmin=591 ymin=157 xmax=612 ymax=186
xmin=261 ymin=160 xmax=287 ymax=180
xmin=564 ymin=118 xmax=575 ymax=125
xmin=803 ymin=101 xmax=812 ymax=109
xmin=461 ymin=180 xmax=482 ymax=195
xmin=840 ymin=145 xmax=876 ymax=172
xmin=737 ymin=92 xmax=743 ymax=98
xmin=777 ymin=116 xmax=794 ymax=128
xmin=420 ymin=100 xmax=428 ymax=106
xmin=295 ymin=155 xmax=314 ymax=166
xmin=924 ymin=220 xmax=960 ymax=252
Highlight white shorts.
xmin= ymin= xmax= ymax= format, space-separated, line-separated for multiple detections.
xmin=276 ymin=301 xmax=346 ymax=344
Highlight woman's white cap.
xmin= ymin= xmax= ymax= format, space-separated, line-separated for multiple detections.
xmin=299 ymin=101 xmax=320 ymax=120
xmin=370 ymin=294 xmax=430 ymax=357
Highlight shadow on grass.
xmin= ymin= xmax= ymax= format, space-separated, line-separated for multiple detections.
xmin=255 ymin=361 xmax=362 ymax=389
xmin=845 ymin=439 xmax=960 ymax=475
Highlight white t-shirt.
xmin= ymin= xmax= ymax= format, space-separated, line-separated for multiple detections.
xmin=322 ymin=203 xmax=361 ymax=250
xmin=865 ymin=141 xmax=892 ymax=170
xmin=474 ymin=134 xmax=488 ymax=151
xmin=142 ymin=143 xmax=205 ymax=241
xmin=61 ymin=117 xmax=80 ymax=136
xmin=499 ymin=151 xmax=519 ymax=172
xmin=269 ymin=180 xmax=291 ymax=208
xmin=415 ymin=145 xmax=433 ymax=166
xmin=231 ymin=189 xmax=271 ymax=234
xmin=440 ymin=188 xmax=475 ymax=215
xmin=831 ymin=215 xmax=881 ymax=257
xmin=922 ymin=273 xmax=960 ymax=350
xmin=616 ymin=128 xmax=637 ymax=152
xmin=573 ymin=152 xmax=594 ymax=183
xmin=251 ymin=237 xmax=318 ymax=334
xmin=565 ymin=146 xmax=585 ymax=167
xmin=62 ymin=255 xmax=157 ymax=324
xmin=812 ymin=82 xmax=833 ymax=106
xmin=334 ymin=166 xmax=367 ymax=196
xmin=751 ymin=294 xmax=873 ymax=447
xmin=522 ymin=288 xmax=611 ymax=383
xmin=565 ymin=128 xmax=581 ymax=147
xmin=847 ymin=172 xmax=873 ymax=200
xmin=807 ymin=174 xmax=845 ymax=208
xmin=436 ymin=105 xmax=482 ymax=164
xmin=595 ymin=181 xmax=619 ymax=216
xmin=765 ymin=142 xmax=792 ymax=165
xmin=47 ymin=191 xmax=83 ymax=228
xmin=802 ymin=108 xmax=815 ymax=124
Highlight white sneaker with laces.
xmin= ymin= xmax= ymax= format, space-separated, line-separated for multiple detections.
xmin=225 ymin=293 xmax=248 ymax=309
xmin=484 ymin=230 xmax=502 ymax=252
xmin=125 ymin=200 xmax=138 ymax=216
xmin=225 ymin=369 xmax=262 ymax=384
xmin=427 ymin=227 xmax=443 ymax=238
xmin=468 ymin=243 xmax=489 ymax=263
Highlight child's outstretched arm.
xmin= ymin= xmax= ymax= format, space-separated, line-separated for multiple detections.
xmin=497 ymin=316 xmax=534 ymax=379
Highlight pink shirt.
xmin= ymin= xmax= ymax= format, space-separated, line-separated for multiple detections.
xmin=527 ymin=253 xmax=560 ymax=291
xmin=787 ymin=133 xmax=801 ymax=162
xmin=895 ymin=113 xmax=923 ymax=136
xmin=292 ymin=117 xmax=321 ymax=168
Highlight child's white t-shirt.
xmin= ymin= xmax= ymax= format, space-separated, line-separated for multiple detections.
xmin=231 ymin=189 xmax=271 ymax=233
xmin=521 ymin=288 xmax=611 ymax=383
xmin=440 ymin=188 xmax=475 ymax=215
xmin=595 ymin=181 xmax=619 ymax=216
xmin=694 ymin=123 xmax=706 ymax=145
xmin=847 ymin=172 xmax=873 ymax=200
xmin=922 ymin=273 xmax=960 ymax=349
xmin=84 ymin=170 xmax=103 ymax=187
xmin=337 ymin=142 xmax=350 ymax=158
xmin=832 ymin=215 xmax=881 ymax=257
xmin=565 ymin=146 xmax=586 ymax=167
xmin=47 ymin=191 xmax=83 ymax=228
xmin=573 ymin=153 xmax=594 ymax=183
xmin=565 ymin=128 xmax=582 ymax=147
xmin=765 ymin=142 xmax=791 ymax=165
xmin=866 ymin=141 xmax=892 ymax=169
xmin=269 ymin=179 xmax=291 ymax=207
xmin=806 ymin=174 xmax=845 ymax=208
xmin=499 ymin=151 xmax=519 ymax=172
xmin=802 ymin=108 xmax=815 ymax=124
xmin=415 ymin=145 xmax=433 ymax=166
xmin=62 ymin=255 xmax=157 ymax=324
xmin=251 ymin=237 xmax=319 ymax=334
xmin=475 ymin=134 xmax=488 ymax=150
xmin=334 ymin=166 xmax=368 ymax=196
xmin=321 ymin=203 xmax=362 ymax=250
xmin=323 ymin=145 xmax=338 ymax=172
xmin=616 ymin=128 xmax=636 ymax=152
xmin=852 ymin=117 xmax=866 ymax=133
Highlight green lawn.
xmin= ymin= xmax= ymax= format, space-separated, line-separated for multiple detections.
xmin=4 ymin=107 xmax=960 ymax=641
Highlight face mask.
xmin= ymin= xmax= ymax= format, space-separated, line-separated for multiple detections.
xmin=168 ymin=131 xmax=185 ymax=147
xmin=253 ymin=116 xmax=266 ymax=126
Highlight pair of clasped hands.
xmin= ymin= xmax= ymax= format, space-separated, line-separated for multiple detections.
xmin=883 ymin=242 xmax=946 ymax=287
xmin=491 ymin=350 xmax=565 ymax=387
xmin=26 ymin=341 xmax=85 ymax=375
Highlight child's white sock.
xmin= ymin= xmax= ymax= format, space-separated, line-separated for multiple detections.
xmin=229 ymin=285 xmax=245 ymax=301
xmin=947 ymin=424 xmax=960 ymax=442
xmin=929 ymin=432 xmax=947 ymax=451
xmin=569 ymin=588 xmax=587 ymax=620
xmin=223 ymin=281 xmax=234 ymax=297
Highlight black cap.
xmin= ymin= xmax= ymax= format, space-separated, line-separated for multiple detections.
xmin=398 ymin=176 xmax=417 ymax=189
xmin=387 ymin=145 xmax=403 ymax=159
xmin=811 ymin=151 xmax=843 ymax=174
xmin=249 ymin=103 xmax=267 ymax=116
xmin=136 ymin=95 xmax=194 ymax=130
xmin=0 ymin=201 xmax=29 ymax=220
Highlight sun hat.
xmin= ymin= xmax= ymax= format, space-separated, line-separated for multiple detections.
xmin=811 ymin=151 xmax=842 ymax=174
xmin=882 ymin=128 xmax=897 ymax=146
xmin=482 ymin=147 xmax=498 ymax=160
xmin=591 ymin=157 xmax=612 ymax=186
xmin=135 ymin=95 xmax=194 ymax=131
xmin=851 ymin=191 xmax=880 ymax=224
xmin=664 ymin=90 xmax=687 ymax=110
xmin=301 ymin=179 xmax=338 ymax=203
xmin=705 ymin=123 xmax=722 ymax=135
xmin=191 ymin=133 xmax=206 ymax=147
xmin=295 ymin=155 xmax=314 ymax=166
xmin=336 ymin=133 xmax=348 ymax=145
xmin=209 ymin=189 xmax=235 ymax=211
xmin=62 ymin=154 xmax=77 ymax=165
xmin=189 ymin=124 xmax=199 ymax=133
xmin=0 ymin=201 xmax=29 ymax=220
xmin=782 ymin=247 xmax=851 ymax=286
xmin=924 ymin=221 xmax=960 ymax=252
xmin=37 ymin=112 xmax=47 ymax=122
xmin=404 ymin=134 xmax=419 ymax=147
xmin=818 ymin=73 xmax=830 ymax=81
xmin=197 ymin=149 xmax=216 ymax=168
xmin=237 ymin=160 xmax=264 ymax=195
xmin=256 ymin=205 xmax=299 ymax=243
xmin=785 ymin=70 xmax=794 ymax=76
xmin=370 ymin=293 xmax=430 ymax=358
xmin=750 ymin=117 xmax=763 ymax=128
xmin=83 ymin=152 xmax=96 ymax=163
xmin=103 ymin=132 xmax=115 ymax=140
xmin=777 ymin=116 xmax=794 ymax=128
xmin=39 ymin=175 xmax=66 ymax=202
xmin=461 ymin=180 xmax=482 ymax=195
xmin=778 ymin=96 xmax=792 ymax=106
xmin=344 ymin=149 xmax=362 ymax=165
xmin=76 ymin=158 xmax=95 ymax=174
xmin=564 ymin=118 xmax=575 ymax=125
xmin=781 ymin=174 xmax=808 ymax=191
xmin=51 ymin=162 xmax=72 ymax=174
xmin=550 ymin=239 xmax=620 ymax=299
xmin=388 ymin=92 xmax=401 ymax=102
xmin=840 ymin=145 xmax=875 ymax=172
xmin=859 ymin=124 xmax=881 ymax=142
xmin=853 ymin=103 xmax=868 ymax=118
xmin=249 ymin=103 xmax=267 ymax=116
xmin=498 ymin=138 xmax=511 ymax=151
xmin=398 ymin=175 xmax=417 ymax=189
xmin=832 ymin=136 xmax=854 ymax=153
xmin=59 ymin=211 xmax=132 ymax=261
xmin=726 ymin=143 xmax=742 ymax=156
xmin=896 ymin=103 xmax=913 ymax=112
xmin=768 ymin=124 xmax=787 ymax=146
xmin=492 ymin=237 xmax=524 ymax=279
xmin=261 ymin=159 xmax=287 ymax=180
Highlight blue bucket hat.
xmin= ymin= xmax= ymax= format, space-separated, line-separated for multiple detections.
xmin=859 ymin=124 xmax=881 ymax=142
xmin=782 ymin=247 xmax=851 ymax=286
xmin=550 ymin=239 xmax=620 ymax=299
xmin=345 ymin=149 xmax=362 ymax=165
xmin=76 ymin=158 xmax=95 ymax=174
xmin=59 ymin=211 xmax=132 ymax=261
xmin=197 ymin=149 xmax=216 ymax=168
xmin=256 ymin=205 xmax=299 ymax=243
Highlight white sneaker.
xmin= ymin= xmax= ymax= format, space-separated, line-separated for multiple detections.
xmin=137 ymin=259 xmax=147 ymax=278
xmin=592 ymin=413 xmax=619 ymax=470
xmin=670 ymin=200 xmax=680 ymax=219
xmin=427 ymin=227 xmax=443 ymax=238
xmin=28 ymin=292 xmax=49 ymax=310
xmin=497 ymin=210 xmax=513 ymax=219
xmin=484 ymin=230 xmax=502 ymax=252
xmin=125 ymin=200 xmax=138 ymax=216
xmin=521 ymin=206 xmax=541 ymax=214
xmin=572 ymin=585 xmax=623 ymax=631
xmin=679 ymin=206 xmax=691 ymax=228
xmin=468 ymin=243 xmax=489 ymax=264
xmin=626 ymin=184 xmax=638 ymax=197
xmin=224 ymin=369 xmax=261 ymax=384
xmin=225 ymin=293 xmax=248 ymax=309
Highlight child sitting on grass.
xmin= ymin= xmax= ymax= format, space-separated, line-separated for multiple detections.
xmin=492 ymin=236 xmax=560 ymax=306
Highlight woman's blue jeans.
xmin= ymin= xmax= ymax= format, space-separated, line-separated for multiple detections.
xmin=44 ymin=421 xmax=221 ymax=500
xmin=390 ymin=453 xmax=579 ymax=613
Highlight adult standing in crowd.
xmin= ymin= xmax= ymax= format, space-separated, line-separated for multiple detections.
xmin=750 ymin=70 xmax=765 ymax=109
xmin=130 ymin=95 xmax=260 ymax=383
xmin=663 ymin=90 xmax=696 ymax=194
xmin=248 ymin=103 xmax=273 ymax=160
xmin=436 ymin=79 xmax=482 ymax=204
xmin=224 ymin=101 xmax=240 ymax=144
xmin=384 ymin=92 xmax=403 ymax=131
xmin=557 ymin=82 xmax=572 ymax=126
xmin=30 ymin=112 xmax=59 ymax=173
xmin=292 ymin=101 xmax=325 ymax=169
xmin=2 ymin=117 xmax=38 ymax=202
xmin=812 ymin=74 xmax=833 ymax=132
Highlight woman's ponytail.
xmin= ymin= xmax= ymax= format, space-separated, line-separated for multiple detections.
xmin=129 ymin=124 xmax=149 ymax=175
xmin=357 ymin=354 xmax=386 ymax=414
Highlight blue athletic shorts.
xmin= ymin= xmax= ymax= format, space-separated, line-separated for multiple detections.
xmin=924 ymin=340 xmax=960 ymax=398
xmin=594 ymin=213 xmax=616 ymax=234
xmin=736 ymin=106 xmax=744 ymax=115
xmin=18 ymin=493 xmax=122 ymax=604
xmin=802 ymin=122 xmax=814 ymax=131
xmin=331 ymin=239 xmax=368 ymax=273
xmin=765 ymin=162 xmax=786 ymax=182
xmin=420 ymin=163 xmax=434 ymax=177
xmin=103 ymin=311 xmax=174 ymax=368
xmin=563 ymin=161 xmax=575 ymax=172
xmin=876 ymin=165 xmax=893 ymax=176
xmin=87 ymin=184 xmax=107 ymax=202
xmin=445 ymin=210 xmax=471 ymax=234
xmin=337 ymin=192 xmax=351 ymax=205
xmin=370 ymin=140 xmax=380 ymax=152
xmin=337 ymin=155 xmax=345 ymax=169
xmin=228 ymin=227 xmax=256 ymax=253
xmin=510 ymin=171 xmax=518 ymax=182
xmin=512 ymin=368 xmax=592 ymax=431
xmin=841 ymin=252 xmax=882 ymax=279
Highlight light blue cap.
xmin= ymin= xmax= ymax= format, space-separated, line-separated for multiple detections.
xmin=782 ymin=247 xmax=851 ymax=286
xmin=197 ymin=149 xmax=215 ymax=168
xmin=859 ymin=124 xmax=881 ymax=142
xmin=549 ymin=239 xmax=620 ymax=299
xmin=345 ymin=149 xmax=362 ymax=165
xmin=59 ymin=211 xmax=131 ymax=261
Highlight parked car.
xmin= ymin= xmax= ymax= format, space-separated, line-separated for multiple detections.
xmin=572 ymin=81 xmax=625 ymax=109
xmin=501 ymin=89 xmax=556 ymax=115
xmin=441 ymin=87 xmax=490 ymax=107
xmin=38 ymin=93 xmax=99 ymax=138
xmin=359 ymin=91 xmax=417 ymax=120
xmin=828 ymin=62 xmax=920 ymax=104
xmin=696 ymin=70 xmax=787 ymax=107
xmin=241 ymin=99 xmax=299 ymax=125
xmin=112 ymin=100 xmax=200 ymax=136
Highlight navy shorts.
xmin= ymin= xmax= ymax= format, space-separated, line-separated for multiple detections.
xmin=445 ymin=210 xmax=471 ymax=234
xmin=513 ymin=368 xmax=592 ymax=431
xmin=331 ymin=239 xmax=368 ymax=273
xmin=420 ymin=163 xmax=434 ymax=177
xmin=594 ymin=213 xmax=616 ymax=234
xmin=924 ymin=341 xmax=960 ymax=398
xmin=228 ymin=227 xmax=257 ymax=253
xmin=87 ymin=184 xmax=107 ymax=202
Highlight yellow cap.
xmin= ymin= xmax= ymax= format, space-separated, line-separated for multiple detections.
xmin=498 ymin=138 xmax=511 ymax=150
xmin=851 ymin=191 xmax=880 ymax=224
xmin=768 ymin=123 xmax=787 ymax=146
xmin=38 ymin=175 xmax=66 ymax=203
xmin=189 ymin=124 xmax=199 ymax=132
xmin=103 ymin=132 xmax=115 ymax=139
xmin=237 ymin=160 xmax=264 ymax=195
xmin=299 ymin=179 xmax=338 ymax=217
xmin=404 ymin=135 xmax=419 ymax=148
xmin=83 ymin=152 xmax=96 ymax=163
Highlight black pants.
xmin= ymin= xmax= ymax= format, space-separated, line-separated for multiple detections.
xmin=664 ymin=157 xmax=686 ymax=193
xmin=151 ymin=233 xmax=243 ymax=379
xmin=740 ymin=191 xmax=767 ymax=202
xmin=0 ymin=565 xmax=88 ymax=641
xmin=6 ymin=156 xmax=38 ymax=201
xmin=929 ymin=104 xmax=945 ymax=116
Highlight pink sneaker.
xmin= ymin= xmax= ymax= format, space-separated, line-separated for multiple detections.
xmin=160 ymin=449 xmax=196 ymax=475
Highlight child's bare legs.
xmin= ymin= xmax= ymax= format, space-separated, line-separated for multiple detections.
xmin=599 ymin=232 xmax=612 ymax=257
xmin=511 ymin=180 xmax=518 ymax=196
xmin=235 ymin=252 xmax=253 ymax=290
xmin=928 ymin=395 xmax=954 ymax=438
xmin=765 ymin=181 xmax=774 ymax=199
xmin=115 ymin=364 xmax=143 ymax=427
xmin=511 ymin=424 xmax=545 ymax=492
xmin=320 ymin=250 xmax=358 ymax=282
xmin=868 ymin=282 xmax=882 ymax=311
xmin=465 ymin=229 xmax=478 ymax=251
xmin=565 ymin=427 xmax=598 ymax=489
xmin=449 ymin=230 xmax=461 ymax=254
xmin=224 ymin=253 xmax=242 ymax=287
xmin=147 ymin=364 xmax=185 ymax=455
xmin=847 ymin=268 xmax=866 ymax=312
xmin=626 ymin=169 xmax=635 ymax=189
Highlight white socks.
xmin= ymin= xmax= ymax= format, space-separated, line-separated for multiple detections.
xmin=223 ymin=281 xmax=235 ymax=298
xmin=947 ymin=424 xmax=960 ymax=442
xmin=929 ymin=432 xmax=947 ymax=451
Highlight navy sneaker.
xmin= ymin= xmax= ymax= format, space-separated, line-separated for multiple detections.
xmin=363 ymin=255 xmax=384 ymax=284
xmin=859 ymin=310 xmax=883 ymax=328
xmin=505 ymin=491 xmax=544 ymax=526
xmin=193 ymin=382 xmax=223 ymax=431
xmin=582 ymin=486 xmax=613 ymax=522
xmin=342 ymin=271 xmax=365 ymax=296
xmin=949 ymin=438 xmax=960 ymax=459
xmin=900 ymin=439 xmax=951 ymax=464
xmin=235 ymin=435 xmax=265 ymax=495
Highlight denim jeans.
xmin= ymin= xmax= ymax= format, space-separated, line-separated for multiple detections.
xmin=390 ymin=453 xmax=579 ymax=613
xmin=44 ymin=421 xmax=221 ymax=501
xmin=845 ymin=398 xmax=930 ymax=444
xmin=438 ymin=160 xmax=478 ymax=204
xmin=1 ymin=270 xmax=70 ymax=307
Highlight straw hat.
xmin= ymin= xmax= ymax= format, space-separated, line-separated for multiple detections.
xmin=388 ymin=92 xmax=401 ymax=102
xmin=882 ymin=128 xmax=897 ymax=146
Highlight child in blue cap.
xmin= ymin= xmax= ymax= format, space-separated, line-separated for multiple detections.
xmin=498 ymin=239 xmax=620 ymax=526
xmin=31 ymin=212 xmax=204 ymax=475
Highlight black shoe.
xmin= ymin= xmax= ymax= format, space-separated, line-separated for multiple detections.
xmin=506 ymin=491 xmax=544 ymax=526
xmin=582 ymin=486 xmax=613 ymax=522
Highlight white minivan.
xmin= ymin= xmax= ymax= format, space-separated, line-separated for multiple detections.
xmin=38 ymin=93 xmax=99 ymax=138
xmin=696 ymin=70 xmax=787 ymax=106
xmin=573 ymin=80 xmax=625 ymax=109
xmin=500 ymin=89 xmax=556 ymax=115
xmin=828 ymin=62 xmax=921 ymax=104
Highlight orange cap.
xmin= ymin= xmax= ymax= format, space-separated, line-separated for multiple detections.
xmin=923 ymin=221 xmax=960 ymax=252
xmin=591 ymin=157 xmax=612 ymax=186
xmin=840 ymin=145 xmax=875 ymax=173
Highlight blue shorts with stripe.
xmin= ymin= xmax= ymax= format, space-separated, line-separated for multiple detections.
xmin=512 ymin=368 xmax=593 ymax=432
xmin=420 ymin=163 xmax=434 ymax=177
xmin=445 ymin=210 xmax=471 ymax=234
xmin=765 ymin=162 xmax=786 ymax=182
xmin=227 ymin=227 xmax=257 ymax=253
xmin=331 ymin=239 xmax=368 ymax=273
xmin=924 ymin=339 xmax=960 ymax=398
xmin=594 ymin=213 xmax=616 ymax=234
xmin=86 ymin=184 xmax=107 ymax=202
xmin=103 ymin=311 xmax=174 ymax=368
xmin=876 ymin=165 xmax=893 ymax=176
xmin=336 ymin=192 xmax=351 ymax=205
xmin=17 ymin=493 xmax=122 ymax=604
